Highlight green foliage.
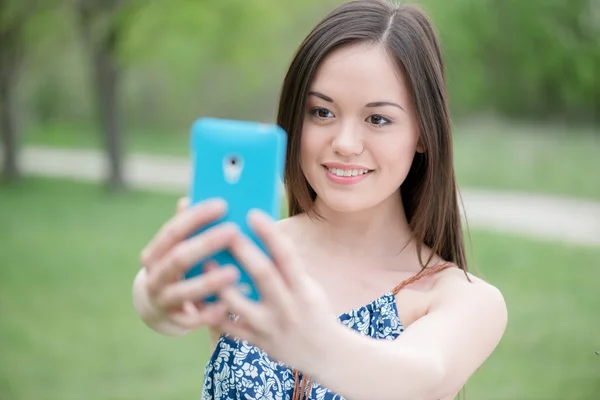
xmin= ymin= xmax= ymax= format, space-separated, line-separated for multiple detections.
xmin=7 ymin=0 xmax=600 ymax=130
xmin=422 ymin=0 xmax=600 ymax=122
xmin=0 ymin=0 xmax=67 ymax=60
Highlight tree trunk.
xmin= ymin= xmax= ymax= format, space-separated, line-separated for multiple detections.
xmin=0 ymin=23 xmax=22 ymax=183
xmin=92 ymin=32 xmax=125 ymax=191
xmin=77 ymin=0 xmax=126 ymax=192
xmin=0 ymin=73 xmax=20 ymax=183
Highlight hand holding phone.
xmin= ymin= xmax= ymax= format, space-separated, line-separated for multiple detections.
xmin=135 ymin=197 xmax=241 ymax=335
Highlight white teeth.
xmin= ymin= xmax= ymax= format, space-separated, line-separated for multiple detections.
xmin=327 ymin=167 xmax=370 ymax=177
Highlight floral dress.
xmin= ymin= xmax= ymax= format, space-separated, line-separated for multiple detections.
xmin=201 ymin=262 xmax=453 ymax=400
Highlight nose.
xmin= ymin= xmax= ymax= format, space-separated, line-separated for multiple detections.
xmin=331 ymin=122 xmax=363 ymax=156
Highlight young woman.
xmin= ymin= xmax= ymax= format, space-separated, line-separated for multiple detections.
xmin=132 ymin=1 xmax=508 ymax=399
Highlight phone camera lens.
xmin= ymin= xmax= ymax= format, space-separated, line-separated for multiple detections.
xmin=229 ymin=157 xmax=237 ymax=166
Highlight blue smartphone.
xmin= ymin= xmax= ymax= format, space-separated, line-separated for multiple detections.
xmin=184 ymin=117 xmax=287 ymax=302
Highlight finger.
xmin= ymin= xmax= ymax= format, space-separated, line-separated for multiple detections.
xmin=203 ymin=260 xmax=218 ymax=272
xmin=140 ymin=198 xmax=227 ymax=268
xmin=219 ymin=284 xmax=268 ymax=335
xmin=183 ymin=300 xmax=201 ymax=315
xmin=171 ymin=301 xmax=230 ymax=329
xmin=176 ymin=197 xmax=190 ymax=214
xmin=247 ymin=209 xmax=305 ymax=288
xmin=155 ymin=265 xmax=240 ymax=311
xmin=147 ymin=223 xmax=238 ymax=296
xmin=192 ymin=260 xmax=219 ymax=308
xmin=228 ymin=232 xmax=291 ymax=307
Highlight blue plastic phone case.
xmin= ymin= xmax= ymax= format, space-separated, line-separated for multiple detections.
xmin=184 ymin=117 xmax=287 ymax=302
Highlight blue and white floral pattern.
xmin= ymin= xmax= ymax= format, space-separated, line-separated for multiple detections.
xmin=202 ymin=292 xmax=404 ymax=399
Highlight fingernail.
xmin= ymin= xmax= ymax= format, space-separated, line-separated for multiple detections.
xmin=211 ymin=198 xmax=227 ymax=208
xmin=220 ymin=222 xmax=240 ymax=235
xmin=247 ymin=209 xmax=260 ymax=221
xmin=248 ymin=209 xmax=272 ymax=224
xmin=140 ymin=249 xmax=151 ymax=266
xmin=197 ymin=198 xmax=225 ymax=210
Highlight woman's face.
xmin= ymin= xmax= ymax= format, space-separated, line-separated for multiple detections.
xmin=300 ymin=42 xmax=422 ymax=214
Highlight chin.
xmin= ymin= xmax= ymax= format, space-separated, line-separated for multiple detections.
xmin=315 ymin=191 xmax=381 ymax=214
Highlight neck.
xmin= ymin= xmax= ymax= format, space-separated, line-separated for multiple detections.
xmin=307 ymin=190 xmax=415 ymax=260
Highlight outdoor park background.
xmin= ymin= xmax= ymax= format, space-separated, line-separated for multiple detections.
xmin=1 ymin=0 xmax=599 ymax=399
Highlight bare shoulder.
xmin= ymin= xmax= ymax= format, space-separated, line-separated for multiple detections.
xmin=437 ymin=266 xmax=504 ymax=301
xmin=433 ymin=265 xmax=508 ymax=336
xmin=274 ymin=214 xmax=307 ymax=241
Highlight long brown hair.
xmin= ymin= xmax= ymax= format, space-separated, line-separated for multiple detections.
xmin=276 ymin=0 xmax=468 ymax=273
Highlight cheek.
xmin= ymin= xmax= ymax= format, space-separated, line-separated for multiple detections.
xmin=378 ymin=131 xmax=420 ymax=177
xmin=299 ymin=125 xmax=324 ymax=168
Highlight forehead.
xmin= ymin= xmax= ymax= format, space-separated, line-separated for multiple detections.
xmin=309 ymin=42 xmax=408 ymax=102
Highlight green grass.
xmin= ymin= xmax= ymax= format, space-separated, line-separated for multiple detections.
xmin=21 ymin=118 xmax=600 ymax=201
xmin=1 ymin=178 xmax=599 ymax=400
xmin=452 ymin=118 xmax=600 ymax=201
xmin=0 ymin=178 xmax=211 ymax=400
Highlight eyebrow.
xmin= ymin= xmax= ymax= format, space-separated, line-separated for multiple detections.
xmin=366 ymin=101 xmax=405 ymax=111
xmin=308 ymin=91 xmax=333 ymax=102
xmin=308 ymin=91 xmax=405 ymax=111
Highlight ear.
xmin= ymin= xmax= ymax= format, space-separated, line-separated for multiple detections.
xmin=416 ymin=138 xmax=425 ymax=154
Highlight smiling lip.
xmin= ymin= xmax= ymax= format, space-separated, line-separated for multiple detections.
xmin=322 ymin=163 xmax=373 ymax=185
xmin=323 ymin=162 xmax=371 ymax=170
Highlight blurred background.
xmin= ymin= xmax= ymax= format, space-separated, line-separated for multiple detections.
xmin=1 ymin=0 xmax=599 ymax=399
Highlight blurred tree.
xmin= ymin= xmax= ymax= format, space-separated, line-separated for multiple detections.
xmin=74 ymin=0 xmax=142 ymax=191
xmin=423 ymin=0 xmax=600 ymax=123
xmin=0 ymin=0 xmax=67 ymax=183
xmin=71 ymin=0 xmax=290 ymax=190
xmin=0 ymin=0 xmax=28 ymax=182
xmin=8 ymin=0 xmax=338 ymax=148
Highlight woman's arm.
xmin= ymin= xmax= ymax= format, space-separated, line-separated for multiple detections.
xmin=308 ymin=278 xmax=507 ymax=400
xmin=214 ymin=212 xmax=507 ymax=400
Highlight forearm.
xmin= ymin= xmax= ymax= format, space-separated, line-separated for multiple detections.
xmin=132 ymin=268 xmax=191 ymax=337
xmin=308 ymin=325 xmax=444 ymax=400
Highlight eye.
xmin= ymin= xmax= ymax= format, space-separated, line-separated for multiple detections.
xmin=310 ymin=107 xmax=335 ymax=119
xmin=366 ymin=114 xmax=391 ymax=127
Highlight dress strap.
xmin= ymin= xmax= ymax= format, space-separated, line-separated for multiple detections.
xmin=391 ymin=261 xmax=455 ymax=295
xmin=292 ymin=370 xmax=314 ymax=400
